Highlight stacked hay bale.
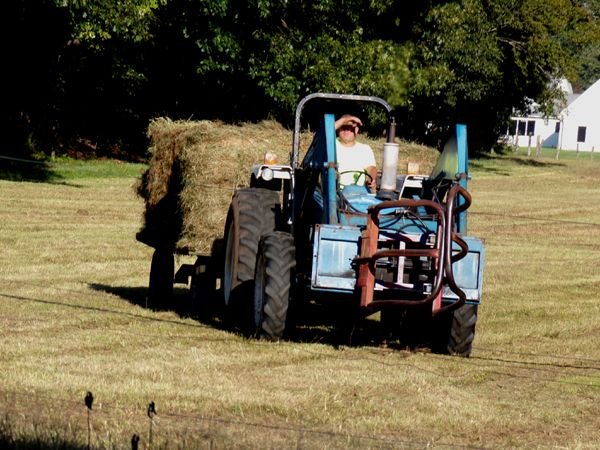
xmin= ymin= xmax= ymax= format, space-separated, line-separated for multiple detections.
xmin=135 ymin=119 xmax=292 ymax=254
xmin=136 ymin=118 xmax=440 ymax=255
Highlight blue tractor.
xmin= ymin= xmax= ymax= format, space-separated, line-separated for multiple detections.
xmin=220 ymin=93 xmax=484 ymax=356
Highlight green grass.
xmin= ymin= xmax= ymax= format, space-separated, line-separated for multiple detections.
xmin=0 ymin=156 xmax=146 ymax=182
xmin=0 ymin=155 xmax=599 ymax=449
xmin=49 ymin=157 xmax=147 ymax=180
xmin=503 ymin=145 xmax=599 ymax=161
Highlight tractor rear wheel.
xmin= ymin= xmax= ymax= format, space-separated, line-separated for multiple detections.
xmin=147 ymin=248 xmax=174 ymax=309
xmin=253 ymin=232 xmax=295 ymax=340
xmin=222 ymin=189 xmax=280 ymax=309
xmin=433 ymin=303 xmax=478 ymax=357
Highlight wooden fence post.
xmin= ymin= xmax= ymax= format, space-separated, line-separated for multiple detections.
xmin=85 ymin=392 xmax=94 ymax=450
xmin=147 ymin=401 xmax=157 ymax=449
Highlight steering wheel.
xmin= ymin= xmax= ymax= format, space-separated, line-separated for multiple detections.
xmin=338 ymin=170 xmax=374 ymax=186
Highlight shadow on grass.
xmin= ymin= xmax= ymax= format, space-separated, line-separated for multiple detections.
xmin=0 ymin=156 xmax=57 ymax=182
xmin=468 ymin=160 xmax=512 ymax=176
xmin=88 ymin=283 xmax=416 ymax=350
xmin=502 ymin=156 xmax=565 ymax=168
xmin=0 ymin=156 xmax=82 ymax=187
xmin=470 ymin=154 xmax=566 ymax=176
xmin=0 ymin=290 xmax=208 ymax=332
xmin=0 ymin=436 xmax=87 ymax=450
xmin=87 ymin=283 xmax=196 ymax=318
xmin=114 ymin=286 xmax=366 ymax=347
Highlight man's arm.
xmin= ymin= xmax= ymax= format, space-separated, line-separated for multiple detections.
xmin=335 ymin=115 xmax=362 ymax=131
xmin=366 ymin=165 xmax=377 ymax=193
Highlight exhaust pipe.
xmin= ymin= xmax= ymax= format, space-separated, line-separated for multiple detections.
xmin=377 ymin=119 xmax=399 ymax=200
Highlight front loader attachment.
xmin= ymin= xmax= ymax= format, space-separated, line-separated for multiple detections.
xmin=355 ymin=184 xmax=474 ymax=315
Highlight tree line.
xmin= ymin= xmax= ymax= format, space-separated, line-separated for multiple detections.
xmin=3 ymin=0 xmax=600 ymax=160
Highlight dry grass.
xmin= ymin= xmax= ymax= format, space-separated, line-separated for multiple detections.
xmin=0 ymin=152 xmax=599 ymax=449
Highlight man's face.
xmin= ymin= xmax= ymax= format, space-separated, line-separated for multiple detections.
xmin=338 ymin=124 xmax=358 ymax=145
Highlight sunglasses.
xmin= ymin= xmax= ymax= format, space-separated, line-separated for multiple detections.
xmin=339 ymin=124 xmax=357 ymax=132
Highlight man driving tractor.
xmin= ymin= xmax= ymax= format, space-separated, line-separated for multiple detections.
xmin=335 ymin=114 xmax=377 ymax=192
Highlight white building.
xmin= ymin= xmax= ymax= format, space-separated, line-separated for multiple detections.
xmin=507 ymin=78 xmax=600 ymax=152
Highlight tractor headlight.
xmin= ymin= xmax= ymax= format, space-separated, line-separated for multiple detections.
xmin=263 ymin=152 xmax=278 ymax=164
xmin=261 ymin=168 xmax=274 ymax=181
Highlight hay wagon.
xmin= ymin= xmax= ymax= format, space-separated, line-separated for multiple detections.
xmin=135 ymin=118 xmax=291 ymax=312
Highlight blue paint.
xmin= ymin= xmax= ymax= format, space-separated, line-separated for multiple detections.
xmin=442 ymin=236 xmax=485 ymax=304
xmin=456 ymin=124 xmax=468 ymax=233
xmin=325 ymin=114 xmax=339 ymax=224
xmin=311 ymin=224 xmax=361 ymax=292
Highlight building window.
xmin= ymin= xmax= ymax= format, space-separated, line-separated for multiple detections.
xmin=555 ymin=122 xmax=560 ymax=133
xmin=577 ymin=126 xmax=587 ymax=143
xmin=517 ymin=121 xmax=526 ymax=136
xmin=526 ymin=120 xmax=536 ymax=136
xmin=509 ymin=120 xmax=517 ymax=135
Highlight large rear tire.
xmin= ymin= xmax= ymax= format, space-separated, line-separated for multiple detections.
xmin=222 ymin=189 xmax=279 ymax=309
xmin=253 ymin=232 xmax=296 ymax=340
xmin=147 ymin=249 xmax=174 ymax=309
xmin=433 ymin=303 xmax=478 ymax=357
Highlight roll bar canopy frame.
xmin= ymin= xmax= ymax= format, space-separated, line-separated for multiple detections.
xmin=291 ymin=93 xmax=394 ymax=169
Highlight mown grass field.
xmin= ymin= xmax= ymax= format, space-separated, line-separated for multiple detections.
xmin=0 ymin=151 xmax=599 ymax=449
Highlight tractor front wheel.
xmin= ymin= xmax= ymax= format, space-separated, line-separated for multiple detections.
xmin=433 ymin=303 xmax=478 ymax=357
xmin=253 ymin=232 xmax=296 ymax=340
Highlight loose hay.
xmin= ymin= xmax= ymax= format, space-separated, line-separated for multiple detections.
xmin=136 ymin=118 xmax=440 ymax=255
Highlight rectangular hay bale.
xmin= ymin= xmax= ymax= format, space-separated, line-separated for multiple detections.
xmin=136 ymin=118 xmax=292 ymax=254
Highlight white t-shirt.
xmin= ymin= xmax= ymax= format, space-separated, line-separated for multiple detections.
xmin=336 ymin=140 xmax=376 ymax=187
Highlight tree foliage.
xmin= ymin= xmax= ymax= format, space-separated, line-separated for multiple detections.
xmin=573 ymin=0 xmax=600 ymax=90
xmin=2 ymin=0 xmax=599 ymax=159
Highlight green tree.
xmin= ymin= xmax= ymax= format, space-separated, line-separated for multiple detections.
xmin=573 ymin=0 xmax=600 ymax=90
xmin=4 ymin=0 xmax=598 ymax=159
xmin=56 ymin=0 xmax=166 ymax=156
xmin=1 ymin=0 xmax=166 ymax=158
xmin=400 ymin=0 xmax=600 ymax=150
xmin=183 ymin=0 xmax=599 ymax=151
xmin=1 ymin=0 xmax=69 ymax=157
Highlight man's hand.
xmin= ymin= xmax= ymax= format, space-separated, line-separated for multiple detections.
xmin=335 ymin=115 xmax=363 ymax=131
xmin=367 ymin=165 xmax=377 ymax=193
